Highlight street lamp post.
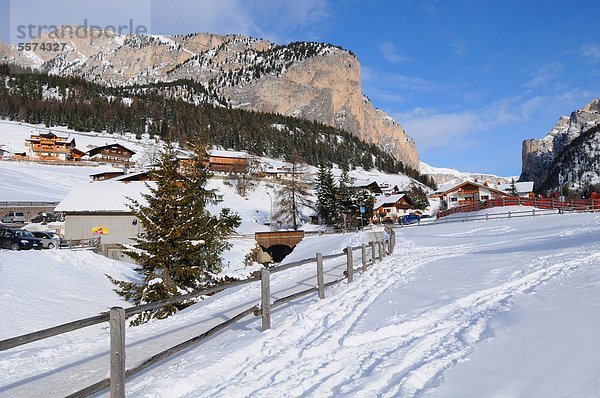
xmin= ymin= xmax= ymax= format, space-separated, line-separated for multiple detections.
xmin=266 ymin=192 xmax=273 ymax=223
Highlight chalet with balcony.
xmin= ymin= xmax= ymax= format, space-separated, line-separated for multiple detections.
xmin=25 ymin=132 xmax=79 ymax=161
xmin=433 ymin=180 xmax=508 ymax=209
xmin=374 ymin=194 xmax=415 ymax=221
xmin=87 ymin=143 xmax=135 ymax=166
xmin=351 ymin=180 xmax=383 ymax=196
xmin=207 ymin=150 xmax=249 ymax=174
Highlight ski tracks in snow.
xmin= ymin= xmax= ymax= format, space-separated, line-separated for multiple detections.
xmin=136 ymin=234 xmax=600 ymax=398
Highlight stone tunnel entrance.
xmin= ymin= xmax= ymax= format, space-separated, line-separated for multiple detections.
xmin=255 ymin=231 xmax=305 ymax=263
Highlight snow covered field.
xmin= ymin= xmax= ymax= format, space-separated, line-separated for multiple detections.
xmin=1 ymin=213 xmax=599 ymax=397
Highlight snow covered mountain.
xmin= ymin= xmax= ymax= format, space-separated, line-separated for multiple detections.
xmin=0 ymin=28 xmax=420 ymax=169
xmin=520 ymin=98 xmax=600 ymax=191
xmin=420 ymin=162 xmax=513 ymax=186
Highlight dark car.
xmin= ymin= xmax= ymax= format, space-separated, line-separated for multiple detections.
xmin=31 ymin=212 xmax=59 ymax=224
xmin=399 ymin=214 xmax=421 ymax=225
xmin=0 ymin=228 xmax=43 ymax=250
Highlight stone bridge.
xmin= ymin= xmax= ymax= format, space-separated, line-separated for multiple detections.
xmin=255 ymin=231 xmax=305 ymax=262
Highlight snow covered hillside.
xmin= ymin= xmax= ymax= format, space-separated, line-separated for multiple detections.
xmin=1 ymin=213 xmax=599 ymax=397
xmin=421 ymin=161 xmax=515 ymax=186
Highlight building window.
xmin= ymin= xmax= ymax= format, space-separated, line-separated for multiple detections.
xmin=481 ymin=195 xmax=489 ymax=200
xmin=450 ymin=197 xmax=458 ymax=202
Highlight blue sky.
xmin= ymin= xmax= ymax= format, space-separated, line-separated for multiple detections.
xmin=1 ymin=0 xmax=599 ymax=175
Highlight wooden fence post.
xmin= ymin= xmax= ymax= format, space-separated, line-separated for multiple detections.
xmin=532 ymin=208 xmax=536 ymax=217
xmin=316 ymin=253 xmax=325 ymax=300
xmin=485 ymin=213 xmax=489 ymax=221
xmin=261 ymin=268 xmax=271 ymax=331
xmin=346 ymin=246 xmax=353 ymax=283
xmin=110 ymin=307 xmax=126 ymax=398
xmin=361 ymin=244 xmax=367 ymax=272
xmin=518 ymin=196 xmax=521 ymax=206
xmin=508 ymin=211 xmax=511 ymax=218
xmin=502 ymin=197 xmax=505 ymax=207
xmin=552 ymin=198 xmax=555 ymax=209
xmin=571 ymin=198 xmax=574 ymax=211
xmin=381 ymin=240 xmax=386 ymax=259
xmin=371 ymin=241 xmax=376 ymax=264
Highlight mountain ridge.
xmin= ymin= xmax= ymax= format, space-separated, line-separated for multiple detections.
xmin=0 ymin=28 xmax=420 ymax=168
xmin=519 ymin=98 xmax=600 ymax=191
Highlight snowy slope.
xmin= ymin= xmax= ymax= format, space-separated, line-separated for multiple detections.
xmin=0 ymin=250 xmax=137 ymax=338
xmin=1 ymin=213 xmax=599 ymax=397
xmin=0 ymin=120 xmax=156 ymax=200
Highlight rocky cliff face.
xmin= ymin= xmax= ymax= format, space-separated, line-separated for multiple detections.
xmin=0 ymin=29 xmax=419 ymax=169
xmin=520 ymin=98 xmax=600 ymax=190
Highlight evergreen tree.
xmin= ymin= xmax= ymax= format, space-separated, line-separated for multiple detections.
xmin=315 ymin=164 xmax=338 ymax=226
xmin=273 ymin=156 xmax=312 ymax=230
xmin=406 ymin=183 xmax=430 ymax=210
xmin=507 ymin=178 xmax=518 ymax=196
xmin=109 ymin=144 xmax=240 ymax=325
xmin=353 ymin=189 xmax=374 ymax=228
xmin=337 ymin=169 xmax=355 ymax=228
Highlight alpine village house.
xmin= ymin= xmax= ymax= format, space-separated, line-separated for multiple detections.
xmin=25 ymin=132 xmax=85 ymax=162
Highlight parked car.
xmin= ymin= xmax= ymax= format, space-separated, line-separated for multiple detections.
xmin=399 ymin=214 xmax=421 ymax=225
xmin=31 ymin=212 xmax=59 ymax=224
xmin=31 ymin=231 xmax=62 ymax=249
xmin=1 ymin=211 xmax=25 ymax=223
xmin=0 ymin=228 xmax=43 ymax=250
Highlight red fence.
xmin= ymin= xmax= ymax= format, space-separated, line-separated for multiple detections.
xmin=436 ymin=197 xmax=600 ymax=219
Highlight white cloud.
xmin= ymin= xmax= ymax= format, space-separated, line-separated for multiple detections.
xmin=379 ymin=41 xmax=412 ymax=63
xmin=361 ymin=66 xmax=440 ymax=92
xmin=394 ymin=93 xmax=581 ymax=152
xmin=393 ymin=108 xmax=483 ymax=151
xmin=150 ymin=0 xmax=330 ymax=43
xmin=524 ymin=62 xmax=564 ymax=89
xmin=580 ymin=43 xmax=600 ymax=63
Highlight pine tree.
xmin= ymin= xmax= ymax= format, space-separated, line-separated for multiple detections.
xmin=507 ymin=178 xmax=518 ymax=196
xmin=337 ymin=169 xmax=355 ymax=228
xmin=109 ymin=144 xmax=240 ymax=325
xmin=406 ymin=183 xmax=430 ymax=210
xmin=315 ymin=164 xmax=338 ymax=226
xmin=273 ymin=156 xmax=312 ymax=230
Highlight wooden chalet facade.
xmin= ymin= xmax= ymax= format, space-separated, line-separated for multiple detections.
xmin=25 ymin=132 xmax=80 ymax=161
xmin=207 ymin=150 xmax=249 ymax=174
xmin=433 ymin=180 xmax=509 ymax=209
xmin=374 ymin=194 xmax=414 ymax=221
xmin=87 ymin=143 xmax=135 ymax=166
xmin=352 ymin=180 xmax=383 ymax=196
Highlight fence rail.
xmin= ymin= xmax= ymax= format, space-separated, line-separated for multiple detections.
xmin=436 ymin=196 xmax=600 ymax=219
xmin=0 ymin=228 xmax=395 ymax=398
xmin=0 ymin=201 xmax=60 ymax=207
xmin=395 ymin=205 xmax=597 ymax=231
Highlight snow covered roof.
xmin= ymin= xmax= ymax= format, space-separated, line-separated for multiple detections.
xmin=374 ymin=194 xmax=408 ymax=209
xmin=208 ymin=149 xmax=248 ymax=159
xmin=111 ymin=170 xmax=150 ymax=181
xmin=55 ymin=181 xmax=151 ymax=213
xmin=497 ymin=181 xmax=534 ymax=194
xmin=434 ymin=179 xmax=507 ymax=196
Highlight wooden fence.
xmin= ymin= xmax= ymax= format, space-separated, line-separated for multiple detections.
xmin=0 ymin=228 xmax=395 ymax=398
xmin=436 ymin=196 xmax=600 ymax=219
